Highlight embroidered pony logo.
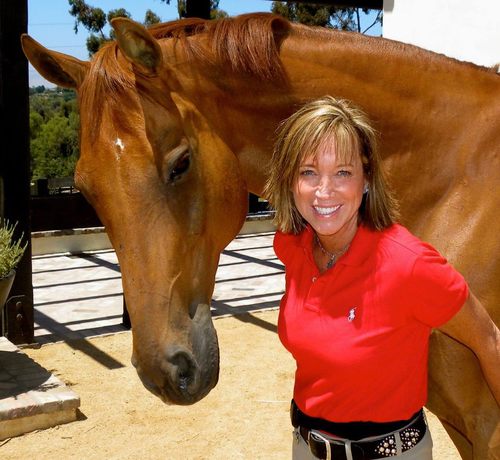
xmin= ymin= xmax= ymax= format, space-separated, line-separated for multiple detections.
xmin=347 ymin=307 xmax=357 ymax=322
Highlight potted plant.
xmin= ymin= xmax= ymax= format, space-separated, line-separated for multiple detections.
xmin=0 ymin=220 xmax=27 ymax=324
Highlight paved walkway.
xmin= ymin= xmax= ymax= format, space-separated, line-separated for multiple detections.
xmin=32 ymin=232 xmax=284 ymax=344
xmin=2 ymin=232 xmax=282 ymax=439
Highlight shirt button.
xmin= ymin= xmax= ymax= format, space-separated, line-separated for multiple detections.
xmin=312 ymin=276 xmax=317 ymax=283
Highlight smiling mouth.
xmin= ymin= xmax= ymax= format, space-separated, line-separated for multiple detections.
xmin=314 ymin=205 xmax=341 ymax=216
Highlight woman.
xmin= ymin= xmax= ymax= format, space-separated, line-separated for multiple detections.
xmin=264 ymin=96 xmax=499 ymax=459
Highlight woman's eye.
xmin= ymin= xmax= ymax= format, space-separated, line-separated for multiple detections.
xmin=337 ymin=170 xmax=352 ymax=177
xmin=300 ymin=169 xmax=315 ymax=176
xmin=169 ymin=152 xmax=190 ymax=182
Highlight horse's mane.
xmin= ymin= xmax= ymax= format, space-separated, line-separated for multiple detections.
xmin=79 ymin=13 xmax=290 ymax=139
xmin=79 ymin=12 xmax=499 ymax=139
xmin=148 ymin=13 xmax=290 ymax=80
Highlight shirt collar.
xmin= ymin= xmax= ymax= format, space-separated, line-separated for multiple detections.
xmin=299 ymin=224 xmax=377 ymax=267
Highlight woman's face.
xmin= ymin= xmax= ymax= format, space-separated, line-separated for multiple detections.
xmin=292 ymin=137 xmax=367 ymax=246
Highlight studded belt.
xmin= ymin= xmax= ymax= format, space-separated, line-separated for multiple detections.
xmin=297 ymin=410 xmax=426 ymax=460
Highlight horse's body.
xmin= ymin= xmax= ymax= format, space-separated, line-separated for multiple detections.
xmin=22 ymin=14 xmax=499 ymax=458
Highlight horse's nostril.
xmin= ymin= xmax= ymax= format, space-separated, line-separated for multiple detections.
xmin=165 ymin=348 xmax=199 ymax=394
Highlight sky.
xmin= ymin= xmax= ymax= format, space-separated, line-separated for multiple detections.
xmin=27 ymin=0 xmax=381 ymax=87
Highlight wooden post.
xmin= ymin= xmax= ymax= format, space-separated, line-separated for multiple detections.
xmin=186 ymin=0 xmax=211 ymax=19
xmin=0 ymin=0 xmax=34 ymax=344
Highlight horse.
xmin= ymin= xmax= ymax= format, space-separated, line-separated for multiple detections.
xmin=21 ymin=13 xmax=499 ymax=459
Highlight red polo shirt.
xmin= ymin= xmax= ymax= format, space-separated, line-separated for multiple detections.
xmin=275 ymin=224 xmax=468 ymax=423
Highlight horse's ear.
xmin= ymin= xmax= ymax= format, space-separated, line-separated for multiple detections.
xmin=111 ymin=18 xmax=162 ymax=76
xmin=21 ymin=34 xmax=89 ymax=89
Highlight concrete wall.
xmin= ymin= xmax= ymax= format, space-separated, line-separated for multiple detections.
xmin=383 ymin=0 xmax=500 ymax=67
xmin=31 ymin=214 xmax=276 ymax=256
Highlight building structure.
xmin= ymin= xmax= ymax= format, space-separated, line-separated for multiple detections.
xmin=383 ymin=0 xmax=500 ymax=67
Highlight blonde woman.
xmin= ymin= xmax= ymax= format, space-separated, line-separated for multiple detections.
xmin=264 ymin=96 xmax=499 ymax=460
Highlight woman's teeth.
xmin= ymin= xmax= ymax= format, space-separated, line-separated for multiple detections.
xmin=314 ymin=205 xmax=340 ymax=215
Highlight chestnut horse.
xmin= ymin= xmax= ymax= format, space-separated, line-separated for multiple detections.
xmin=22 ymin=13 xmax=499 ymax=459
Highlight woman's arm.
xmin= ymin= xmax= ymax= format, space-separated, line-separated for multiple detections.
xmin=438 ymin=292 xmax=500 ymax=407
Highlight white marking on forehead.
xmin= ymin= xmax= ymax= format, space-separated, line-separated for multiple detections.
xmin=115 ymin=137 xmax=125 ymax=159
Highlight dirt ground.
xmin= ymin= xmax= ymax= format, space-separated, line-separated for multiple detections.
xmin=1 ymin=309 xmax=460 ymax=459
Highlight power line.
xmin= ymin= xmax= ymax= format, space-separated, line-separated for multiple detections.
xmin=29 ymin=22 xmax=74 ymax=26
xmin=40 ymin=45 xmax=87 ymax=49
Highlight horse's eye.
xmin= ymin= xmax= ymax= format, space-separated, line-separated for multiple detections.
xmin=169 ymin=152 xmax=190 ymax=183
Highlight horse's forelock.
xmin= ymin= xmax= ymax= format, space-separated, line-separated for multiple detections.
xmin=80 ymin=43 xmax=136 ymax=142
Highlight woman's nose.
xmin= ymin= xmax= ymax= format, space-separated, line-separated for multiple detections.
xmin=315 ymin=176 xmax=335 ymax=197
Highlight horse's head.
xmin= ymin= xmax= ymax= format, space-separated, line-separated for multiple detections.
xmin=21 ymin=22 xmax=248 ymax=404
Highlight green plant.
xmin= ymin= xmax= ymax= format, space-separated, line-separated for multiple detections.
xmin=0 ymin=221 xmax=27 ymax=279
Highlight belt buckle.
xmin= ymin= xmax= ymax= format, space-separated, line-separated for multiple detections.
xmin=308 ymin=430 xmax=346 ymax=460
xmin=309 ymin=431 xmax=331 ymax=460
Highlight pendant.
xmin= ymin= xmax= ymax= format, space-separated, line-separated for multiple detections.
xmin=348 ymin=307 xmax=357 ymax=322
xmin=326 ymin=255 xmax=336 ymax=269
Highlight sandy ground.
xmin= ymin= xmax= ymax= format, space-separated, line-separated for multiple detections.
xmin=1 ymin=309 xmax=460 ymax=459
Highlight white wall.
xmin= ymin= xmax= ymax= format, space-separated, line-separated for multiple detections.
xmin=383 ymin=0 xmax=500 ymax=67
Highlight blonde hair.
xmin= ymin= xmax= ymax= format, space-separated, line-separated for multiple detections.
xmin=263 ymin=96 xmax=399 ymax=234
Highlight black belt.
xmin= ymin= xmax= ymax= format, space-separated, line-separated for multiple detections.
xmin=292 ymin=403 xmax=427 ymax=460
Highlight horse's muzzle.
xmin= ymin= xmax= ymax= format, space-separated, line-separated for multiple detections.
xmin=159 ymin=344 xmax=218 ymax=404
xmin=133 ymin=303 xmax=220 ymax=405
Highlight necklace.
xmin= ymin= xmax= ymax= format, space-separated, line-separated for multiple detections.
xmin=315 ymin=234 xmax=350 ymax=270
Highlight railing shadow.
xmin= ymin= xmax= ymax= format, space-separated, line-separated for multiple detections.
xmin=31 ymin=232 xmax=283 ymax=364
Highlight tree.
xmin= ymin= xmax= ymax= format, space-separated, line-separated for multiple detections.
xmin=29 ymin=111 xmax=44 ymax=140
xmin=144 ymin=10 xmax=162 ymax=27
xmin=29 ymin=88 xmax=80 ymax=180
xmin=271 ymin=2 xmax=333 ymax=27
xmin=68 ymin=1 xmax=145 ymax=55
xmin=29 ymin=85 xmax=46 ymax=96
xmin=271 ymin=1 xmax=382 ymax=34
xmin=68 ymin=0 xmax=107 ymax=54
xmin=68 ymin=0 xmax=227 ymax=56
xmin=30 ymin=112 xmax=79 ymax=180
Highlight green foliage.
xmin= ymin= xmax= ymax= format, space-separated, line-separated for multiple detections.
xmin=29 ymin=88 xmax=79 ymax=181
xmin=271 ymin=1 xmax=382 ymax=33
xmin=271 ymin=2 xmax=333 ymax=27
xmin=31 ymin=114 xmax=79 ymax=180
xmin=68 ymin=0 xmax=130 ymax=55
xmin=107 ymin=8 xmax=131 ymax=22
xmin=86 ymin=34 xmax=106 ymax=55
xmin=68 ymin=0 xmax=228 ymax=55
xmin=0 ymin=221 xmax=27 ymax=279
xmin=209 ymin=0 xmax=228 ymax=20
xmin=69 ymin=0 xmax=106 ymax=34
xmin=29 ymin=85 xmax=46 ymax=95
xmin=144 ymin=10 xmax=162 ymax=26
xmin=29 ymin=111 xmax=44 ymax=140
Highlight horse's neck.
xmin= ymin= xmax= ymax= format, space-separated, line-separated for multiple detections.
xmin=279 ymin=26 xmax=496 ymax=141
xmin=176 ymin=26 xmax=498 ymax=196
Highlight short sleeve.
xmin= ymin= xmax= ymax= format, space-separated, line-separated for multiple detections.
xmin=407 ymin=243 xmax=469 ymax=327
xmin=273 ymin=230 xmax=298 ymax=266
